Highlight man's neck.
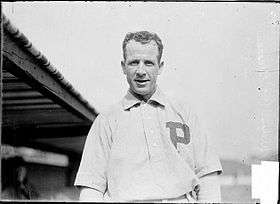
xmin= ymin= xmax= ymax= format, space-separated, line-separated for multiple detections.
xmin=129 ymin=88 xmax=156 ymax=102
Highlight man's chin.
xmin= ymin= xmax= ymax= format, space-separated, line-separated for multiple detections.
xmin=130 ymin=88 xmax=155 ymax=100
xmin=133 ymin=89 xmax=150 ymax=95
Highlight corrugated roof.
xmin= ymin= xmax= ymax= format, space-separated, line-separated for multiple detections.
xmin=2 ymin=13 xmax=98 ymax=116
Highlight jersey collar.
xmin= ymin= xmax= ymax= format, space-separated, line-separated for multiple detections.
xmin=122 ymin=87 xmax=167 ymax=110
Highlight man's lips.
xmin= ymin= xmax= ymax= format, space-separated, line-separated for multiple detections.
xmin=134 ymin=79 xmax=149 ymax=83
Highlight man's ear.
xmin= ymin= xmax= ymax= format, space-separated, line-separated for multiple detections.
xmin=121 ymin=61 xmax=126 ymax=75
xmin=158 ymin=61 xmax=164 ymax=75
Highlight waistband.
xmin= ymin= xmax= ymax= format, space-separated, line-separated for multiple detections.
xmin=133 ymin=194 xmax=190 ymax=203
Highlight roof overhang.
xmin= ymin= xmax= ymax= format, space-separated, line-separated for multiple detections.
xmin=1 ymin=14 xmax=98 ymax=155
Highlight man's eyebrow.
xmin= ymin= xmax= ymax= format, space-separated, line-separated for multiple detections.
xmin=127 ymin=59 xmax=140 ymax=64
xmin=128 ymin=59 xmax=139 ymax=62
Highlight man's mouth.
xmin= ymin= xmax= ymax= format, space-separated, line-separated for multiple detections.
xmin=135 ymin=79 xmax=149 ymax=83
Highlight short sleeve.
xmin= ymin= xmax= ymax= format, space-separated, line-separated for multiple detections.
xmin=189 ymin=110 xmax=223 ymax=178
xmin=74 ymin=114 xmax=112 ymax=193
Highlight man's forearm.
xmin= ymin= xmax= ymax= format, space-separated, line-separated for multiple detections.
xmin=197 ymin=172 xmax=221 ymax=202
xmin=79 ymin=187 xmax=104 ymax=201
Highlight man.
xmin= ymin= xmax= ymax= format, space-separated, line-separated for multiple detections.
xmin=2 ymin=157 xmax=40 ymax=200
xmin=74 ymin=31 xmax=223 ymax=202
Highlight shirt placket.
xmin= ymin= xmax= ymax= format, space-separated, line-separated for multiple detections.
xmin=140 ymin=101 xmax=162 ymax=162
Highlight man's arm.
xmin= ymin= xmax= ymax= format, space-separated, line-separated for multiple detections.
xmin=197 ymin=171 xmax=221 ymax=202
xmin=74 ymin=114 xmax=112 ymax=200
xmin=79 ymin=187 xmax=104 ymax=201
xmin=183 ymin=108 xmax=222 ymax=202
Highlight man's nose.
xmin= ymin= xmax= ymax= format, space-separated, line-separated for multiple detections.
xmin=136 ymin=62 xmax=146 ymax=76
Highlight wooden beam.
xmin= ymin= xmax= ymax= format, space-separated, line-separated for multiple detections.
xmin=3 ymin=98 xmax=54 ymax=106
xmin=2 ymin=125 xmax=91 ymax=140
xmin=3 ymin=104 xmax=61 ymax=110
xmin=2 ymin=108 xmax=86 ymax=126
xmin=3 ymin=90 xmax=43 ymax=99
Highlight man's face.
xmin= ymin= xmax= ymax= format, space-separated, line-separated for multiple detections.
xmin=121 ymin=40 xmax=164 ymax=100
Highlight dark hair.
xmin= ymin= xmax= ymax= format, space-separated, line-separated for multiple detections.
xmin=122 ymin=31 xmax=163 ymax=63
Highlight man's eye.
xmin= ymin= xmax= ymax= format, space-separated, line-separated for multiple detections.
xmin=145 ymin=61 xmax=154 ymax=66
xmin=128 ymin=61 xmax=139 ymax=66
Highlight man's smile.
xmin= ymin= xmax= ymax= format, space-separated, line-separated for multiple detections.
xmin=134 ymin=79 xmax=150 ymax=84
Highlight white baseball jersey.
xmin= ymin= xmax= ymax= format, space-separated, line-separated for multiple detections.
xmin=75 ymin=87 xmax=222 ymax=201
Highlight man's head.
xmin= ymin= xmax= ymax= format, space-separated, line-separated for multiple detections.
xmin=121 ymin=31 xmax=164 ymax=101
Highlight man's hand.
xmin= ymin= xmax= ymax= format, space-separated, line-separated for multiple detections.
xmin=79 ymin=187 xmax=104 ymax=201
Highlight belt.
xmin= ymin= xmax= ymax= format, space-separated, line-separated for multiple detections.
xmin=134 ymin=194 xmax=190 ymax=203
xmin=161 ymin=194 xmax=189 ymax=203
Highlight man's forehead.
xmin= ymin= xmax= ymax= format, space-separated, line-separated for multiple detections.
xmin=126 ymin=39 xmax=158 ymax=48
xmin=125 ymin=40 xmax=159 ymax=56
